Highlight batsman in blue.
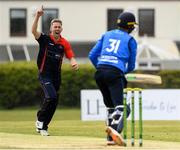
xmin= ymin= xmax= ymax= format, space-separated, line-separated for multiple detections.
xmin=89 ymin=12 xmax=138 ymax=146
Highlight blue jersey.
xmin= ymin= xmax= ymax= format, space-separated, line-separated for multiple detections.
xmin=89 ymin=29 xmax=137 ymax=74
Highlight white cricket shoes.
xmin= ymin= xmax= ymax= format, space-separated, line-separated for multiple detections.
xmin=39 ymin=130 xmax=49 ymax=136
xmin=35 ymin=120 xmax=49 ymax=136
xmin=36 ymin=128 xmax=40 ymax=133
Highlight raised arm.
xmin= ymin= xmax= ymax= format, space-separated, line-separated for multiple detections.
xmin=32 ymin=6 xmax=44 ymax=39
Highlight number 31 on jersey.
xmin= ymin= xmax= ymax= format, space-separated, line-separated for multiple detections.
xmin=106 ymin=39 xmax=121 ymax=54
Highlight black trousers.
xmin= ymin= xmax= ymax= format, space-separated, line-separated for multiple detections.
xmin=95 ymin=65 xmax=127 ymax=108
xmin=37 ymin=74 xmax=61 ymax=130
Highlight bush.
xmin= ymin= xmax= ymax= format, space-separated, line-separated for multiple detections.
xmin=0 ymin=62 xmax=98 ymax=109
xmin=59 ymin=64 xmax=97 ymax=107
xmin=0 ymin=62 xmax=40 ymax=109
xmin=0 ymin=61 xmax=180 ymax=109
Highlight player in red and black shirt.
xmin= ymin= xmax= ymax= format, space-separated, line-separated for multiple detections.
xmin=32 ymin=6 xmax=78 ymax=136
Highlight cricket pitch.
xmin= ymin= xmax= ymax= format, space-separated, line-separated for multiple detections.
xmin=0 ymin=132 xmax=180 ymax=150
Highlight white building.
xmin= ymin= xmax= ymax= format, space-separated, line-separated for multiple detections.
xmin=0 ymin=0 xmax=180 ymax=70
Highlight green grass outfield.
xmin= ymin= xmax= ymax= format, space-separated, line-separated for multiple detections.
xmin=0 ymin=108 xmax=180 ymax=149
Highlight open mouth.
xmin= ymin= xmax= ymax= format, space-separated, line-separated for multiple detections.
xmin=55 ymin=31 xmax=60 ymax=34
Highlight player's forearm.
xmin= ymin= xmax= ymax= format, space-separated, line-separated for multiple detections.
xmin=89 ymin=55 xmax=98 ymax=68
xmin=70 ymin=57 xmax=79 ymax=70
xmin=89 ymin=51 xmax=99 ymax=68
xmin=31 ymin=14 xmax=41 ymax=39
xmin=126 ymin=63 xmax=135 ymax=74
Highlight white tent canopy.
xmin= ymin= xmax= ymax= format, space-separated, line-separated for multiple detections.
xmin=137 ymin=38 xmax=180 ymax=60
xmin=136 ymin=38 xmax=180 ymax=70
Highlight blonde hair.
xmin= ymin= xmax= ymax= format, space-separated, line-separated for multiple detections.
xmin=50 ymin=19 xmax=62 ymax=26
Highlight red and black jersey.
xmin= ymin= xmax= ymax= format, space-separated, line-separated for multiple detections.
xmin=36 ymin=33 xmax=74 ymax=75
